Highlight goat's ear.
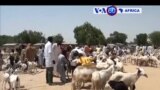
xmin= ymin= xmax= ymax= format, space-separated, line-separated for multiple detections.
xmin=102 ymin=59 xmax=105 ymax=62
xmin=113 ymin=60 xmax=116 ymax=65
xmin=137 ymin=67 xmax=141 ymax=75
xmin=137 ymin=69 xmax=141 ymax=74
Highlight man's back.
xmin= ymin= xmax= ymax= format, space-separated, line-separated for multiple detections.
xmin=26 ymin=46 xmax=36 ymax=61
xmin=44 ymin=41 xmax=53 ymax=67
xmin=52 ymin=43 xmax=61 ymax=61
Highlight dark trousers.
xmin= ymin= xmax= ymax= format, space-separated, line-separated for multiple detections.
xmin=46 ymin=67 xmax=53 ymax=84
xmin=43 ymin=58 xmax=45 ymax=67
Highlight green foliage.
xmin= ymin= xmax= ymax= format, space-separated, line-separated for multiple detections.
xmin=0 ymin=35 xmax=15 ymax=46
xmin=149 ymin=31 xmax=160 ymax=47
xmin=73 ymin=22 xmax=106 ymax=45
xmin=16 ymin=30 xmax=45 ymax=44
xmin=134 ymin=33 xmax=148 ymax=46
xmin=106 ymin=37 xmax=114 ymax=44
xmin=106 ymin=31 xmax=127 ymax=44
xmin=53 ymin=34 xmax=64 ymax=44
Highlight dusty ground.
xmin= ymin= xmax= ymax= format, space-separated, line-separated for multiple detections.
xmin=1 ymin=64 xmax=160 ymax=90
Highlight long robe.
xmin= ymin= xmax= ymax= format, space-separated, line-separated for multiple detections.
xmin=57 ymin=54 xmax=69 ymax=82
xmin=0 ymin=53 xmax=3 ymax=70
xmin=37 ymin=48 xmax=44 ymax=66
xmin=52 ymin=43 xmax=61 ymax=75
xmin=25 ymin=46 xmax=37 ymax=61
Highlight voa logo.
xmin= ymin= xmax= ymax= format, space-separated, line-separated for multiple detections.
xmin=122 ymin=8 xmax=142 ymax=14
xmin=93 ymin=7 xmax=107 ymax=14
xmin=125 ymin=9 xmax=140 ymax=12
xmin=93 ymin=6 xmax=117 ymax=16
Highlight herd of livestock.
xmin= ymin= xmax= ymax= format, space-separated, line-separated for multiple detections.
xmin=0 ymin=44 xmax=160 ymax=90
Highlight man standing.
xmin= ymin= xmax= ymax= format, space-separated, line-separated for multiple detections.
xmin=69 ymin=48 xmax=79 ymax=75
xmin=44 ymin=36 xmax=54 ymax=85
xmin=84 ymin=45 xmax=90 ymax=56
xmin=25 ymin=43 xmax=37 ymax=62
xmin=0 ymin=49 xmax=3 ymax=71
xmin=57 ymin=50 xmax=69 ymax=84
xmin=52 ymin=42 xmax=62 ymax=77
xmin=37 ymin=46 xmax=44 ymax=68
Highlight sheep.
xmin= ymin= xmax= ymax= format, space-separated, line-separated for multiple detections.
xmin=130 ymin=55 xmax=138 ymax=65
xmin=112 ymin=57 xmax=125 ymax=72
xmin=20 ymin=63 xmax=27 ymax=73
xmin=115 ymin=61 xmax=124 ymax=72
xmin=96 ymin=56 xmax=124 ymax=72
xmin=1 ymin=64 xmax=10 ymax=71
xmin=157 ymin=55 xmax=160 ymax=60
xmin=108 ymin=80 xmax=128 ymax=90
xmin=106 ymin=67 xmax=148 ymax=90
xmin=136 ymin=55 xmax=149 ymax=66
xmin=106 ymin=57 xmax=124 ymax=72
xmin=27 ymin=61 xmax=38 ymax=73
xmin=96 ymin=53 xmax=107 ymax=64
xmin=1 ymin=68 xmax=13 ymax=90
xmin=1 ymin=68 xmax=20 ymax=90
xmin=1 ymin=72 xmax=10 ymax=90
xmin=125 ymin=54 xmax=132 ymax=63
xmin=71 ymin=64 xmax=97 ymax=90
xmin=9 ymin=72 xmax=20 ymax=90
xmin=96 ymin=56 xmax=110 ymax=69
xmin=13 ymin=61 xmax=28 ymax=73
xmin=148 ymin=55 xmax=160 ymax=67
xmin=91 ymin=64 xmax=116 ymax=90
xmin=117 ymin=56 xmax=126 ymax=64
xmin=106 ymin=58 xmax=115 ymax=66
xmin=96 ymin=60 xmax=110 ymax=69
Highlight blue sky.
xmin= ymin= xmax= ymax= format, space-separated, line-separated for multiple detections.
xmin=0 ymin=6 xmax=160 ymax=43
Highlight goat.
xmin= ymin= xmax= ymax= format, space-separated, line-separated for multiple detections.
xmin=107 ymin=67 xmax=148 ymax=90
xmin=108 ymin=80 xmax=129 ymax=90
xmin=91 ymin=64 xmax=116 ymax=90
xmin=71 ymin=64 xmax=97 ymax=90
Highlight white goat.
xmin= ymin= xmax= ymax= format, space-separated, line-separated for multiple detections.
xmin=137 ymin=55 xmax=150 ymax=66
xmin=71 ymin=64 xmax=97 ymax=90
xmin=96 ymin=60 xmax=110 ymax=69
xmin=106 ymin=67 xmax=148 ymax=90
xmin=115 ymin=61 xmax=124 ymax=72
xmin=14 ymin=61 xmax=28 ymax=73
xmin=149 ymin=55 xmax=160 ymax=67
xmin=1 ymin=68 xmax=13 ymax=90
xmin=91 ymin=64 xmax=116 ymax=90
xmin=1 ymin=72 xmax=10 ymax=90
xmin=107 ymin=57 xmax=124 ymax=72
xmin=9 ymin=72 xmax=20 ymax=90
xmin=27 ymin=61 xmax=38 ymax=73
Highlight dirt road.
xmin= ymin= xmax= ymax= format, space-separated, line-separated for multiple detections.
xmin=1 ymin=64 xmax=160 ymax=90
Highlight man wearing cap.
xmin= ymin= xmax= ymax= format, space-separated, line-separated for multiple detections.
xmin=44 ymin=36 xmax=54 ymax=85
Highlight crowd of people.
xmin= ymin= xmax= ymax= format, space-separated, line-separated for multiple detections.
xmin=0 ymin=37 xmax=105 ymax=85
xmin=0 ymin=36 xmax=156 ymax=86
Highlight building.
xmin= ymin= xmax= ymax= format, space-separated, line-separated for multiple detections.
xmin=34 ymin=43 xmax=45 ymax=48
xmin=3 ymin=43 xmax=18 ymax=49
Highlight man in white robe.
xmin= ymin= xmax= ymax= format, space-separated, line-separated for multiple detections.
xmin=52 ymin=42 xmax=62 ymax=77
xmin=44 ymin=36 xmax=54 ymax=85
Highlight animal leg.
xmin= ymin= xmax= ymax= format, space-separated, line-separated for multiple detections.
xmin=130 ymin=84 xmax=136 ymax=90
xmin=77 ymin=81 xmax=82 ymax=90
xmin=71 ymin=80 xmax=76 ymax=90
xmin=16 ymin=77 xmax=20 ymax=90
xmin=2 ymin=79 xmax=5 ymax=90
